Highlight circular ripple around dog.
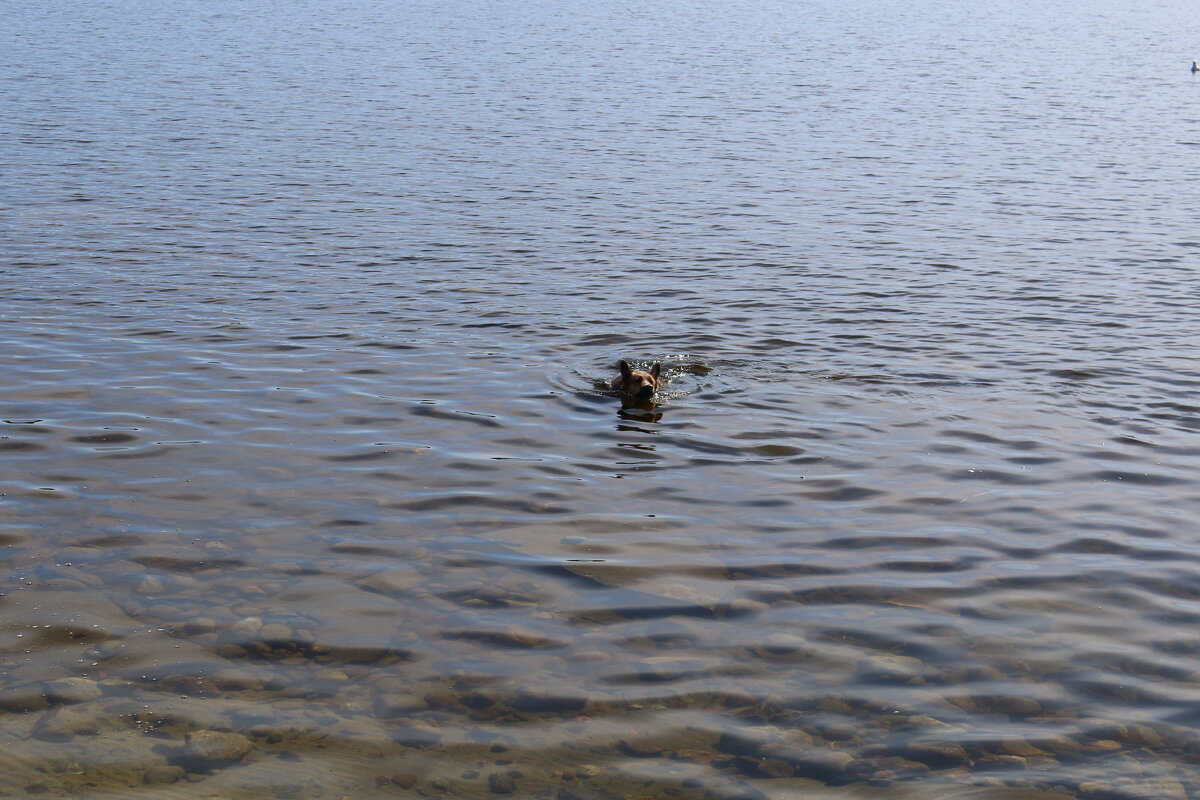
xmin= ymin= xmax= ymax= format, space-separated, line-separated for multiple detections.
xmin=551 ymin=355 xmax=745 ymax=403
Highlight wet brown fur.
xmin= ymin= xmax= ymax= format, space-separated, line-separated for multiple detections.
xmin=611 ymin=360 xmax=662 ymax=400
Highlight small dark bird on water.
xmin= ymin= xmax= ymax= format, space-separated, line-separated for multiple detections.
xmin=1193 ymin=61 xmax=1199 ymax=73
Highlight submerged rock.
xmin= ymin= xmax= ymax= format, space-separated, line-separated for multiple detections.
xmin=143 ymin=764 xmax=186 ymax=784
xmin=904 ymin=740 xmax=971 ymax=768
xmin=856 ymin=654 xmax=928 ymax=685
xmin=488 ymin=772 xmax=517 ymax=794
xmin=376 ymin=691 xmax=427 ymax=716
xmin=30 ymin=706 xmax=106 ymax=740
xmin=620 ymin=737 xmax=663 ymax=757
xmin=715 ymin=726 xmax=780 ymax=757
xmin=184 ymin=617 xmax=218 ymax=634
xmin=184 ymin=730 xmax=254 ymax=764
xmin=0 ymin=688 xmax=49 ymax=712
xmin=976 ymin=754 xmax=1028 ymax=770
xmin=787 ymin=748 xmax=854 ymax=780
xmin=994 ymin=737 xmax=1048 ymax=757
xmin=752 ymin=756 xmax=791 ymax=778
xmin=231 ymin=616 xmax=263 ymax=636
xmin=510 ymin=690 xmax=586 ymax=713
xmin=847 ymin=756 xmax=930 ymax=782
xmin=1145 ymin=777 xmax=1188 ymax=800
xmin=210 ymin=668 xmax=265 ymax=692
xmin=357 ymin=566 xmax=426 ymax=595
xmin=989 ymin=695 xmax=1042 ymax=717
xmin=43 ymin=677 xmax=103 ymax=704
xmin=1123 ymin=723 xmax=1164 ymax=748
xmin=389 ymin=722 xmax=442 ymax=748
xmin=257 ymin=623 xmax=293 ymax=642
xmin=137 ymin=576 xmax=165 ymax=594
xmin=821 ymin=721 xmax=857 ymax=741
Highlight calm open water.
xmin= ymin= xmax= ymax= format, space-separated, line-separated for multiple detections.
xmin=5 ymin=0 xmax=1200 ymax=798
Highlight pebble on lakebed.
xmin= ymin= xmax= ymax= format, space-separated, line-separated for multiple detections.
xmin=43 ymin=677 xmax=103 ymax=704
xmin=184 ymin=730 xmax=255 ymax=765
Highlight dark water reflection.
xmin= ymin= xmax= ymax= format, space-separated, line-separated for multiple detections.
xmin=5 ymin=0 xmax=1200 ymax=797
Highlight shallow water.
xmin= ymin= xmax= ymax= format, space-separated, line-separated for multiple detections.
xmin=4 ymin=0 xmax=1200 ymax=798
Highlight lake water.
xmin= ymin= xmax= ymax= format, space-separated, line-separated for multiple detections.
xmin=4 ymin=0 xmax=1200 ymax=798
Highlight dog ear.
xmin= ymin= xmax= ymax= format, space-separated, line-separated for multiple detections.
xmin=650 ymin=362 xmax=661 ymax=379
xmin=619 ymin=360 xmax=632 ymax=380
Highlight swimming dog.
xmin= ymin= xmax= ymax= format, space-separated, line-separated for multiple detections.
xmin=612 ymin=360 xmax=662 ymax=400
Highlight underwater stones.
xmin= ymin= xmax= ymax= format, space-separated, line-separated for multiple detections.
xmin=847 ymin=756 xmax=929 ymax=782
xmin=389 ymin=721 xmax=442 ymax=748
xmin=786 ymin=748 xmax=855 ymax=780
xmin=635 ymin=657 xmax=705 ymax=683
xmin=567 ymin=649 xmax=611 ymax=664
xmin=510 ymin=690 xmax=586 ymax=713
xmin=715 ymin=726 xmax=781 ymax=757
xmin=256 ymin=623 xmax=294 ymax=644
xmin=892 ymin=714 xmax=958 ymax=733
xmin=143 ymin=764 xmax=186 ymax=784
xmin=993 ymin=738 xmax=1048 ymax=758
xmin=815 ymin=697 xmax=853 ymax=715
xmin=975 ymin=755 xmax=1028 ymax=771
xmin=904 ymin=740 xmax=971 ymax=768
xmin=673 ymin=749 xmax=719 ymax=765
xmin=357 ymin=566 xmax=425 ymax=596
xmin=620 ymin=737 xmax=662 ymax=757
xmin=210 ymin=668 xmax=264 ymax=692
xmin=308 ymin=627 xmax=394 ymax=663
xmin=821 ymin=721 xmax=857 ymax=742
xmin=31 ymin=706 xmax=106 ymax=739
xmin=0 ymin=687 xmax=49 ymax=712
xmin=184 ymin=617 xmax=218 ymax=635
xmin=1123 ymin=723 xmax=1164 ymax=748
xmin=1034 ymin=734 xmax=1083 ymax=756
xmin=137 ymin=575 xmax=164 ymax=594
xmin=389 ymin=772 xmax=418 ymax=789
xmin=855 ymin=654 xmax=927 ymax=685
xmin=495 ymin=626 xmax=551 ymax=648
xmin=1078 ymin=718 xmax=1126 ymax=741
xmin=487 ymin=771 xmax=517 ymax=794
xmin=754 ymin=757 xmax=793 ymax=778
xmin=423 ymin=689 xmax=460 ymax=709
xmin=721 ymin=596 xmax=770 ymax=617
xmin=375 ymin=691 xmax=427 ymax=717
xmin=231 ymin=616 xmax=263 ymax=637
xmin=989 ymin=695 xmax=1042 ymax=717
xmin=760 ymin=634 xmax=809 ymax=656
xmin=454 ymin=625 xmax=551 ymax=649
xmin=184 ymin=730 xmax=254 ymax=764
xmin=38 ymin=576 xmax=88 ymax=591
xmin=1145 ymin=777 xmax=1188 ymax=800
xmin=43 ymin=677 xmax=103 ymax=704
xmin=721 ymin=689 xmax=758 ymax=708
xmin=945 ymin=695 xmax=978 ymax=713
xmin=785 ymin=729 xmax=815 ymax=747
xmin=461 ymin=689 xmax=500 ymax=710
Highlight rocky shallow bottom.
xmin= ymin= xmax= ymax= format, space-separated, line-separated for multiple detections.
xmin=2 ymin=535 xmax=1199 ymax=800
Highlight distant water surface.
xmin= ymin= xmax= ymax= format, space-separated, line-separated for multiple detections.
xmin=4 ymin=0 xmax=1200 ymax=798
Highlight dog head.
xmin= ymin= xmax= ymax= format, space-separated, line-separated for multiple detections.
xmin=617 ymin=359 xmax=661 ymax=400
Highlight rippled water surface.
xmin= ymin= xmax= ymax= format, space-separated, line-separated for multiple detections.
xmin=5 ymin=0 xmax=1200 ymax=798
